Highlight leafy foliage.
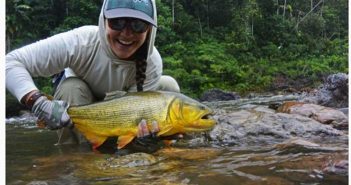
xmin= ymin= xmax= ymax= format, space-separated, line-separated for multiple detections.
xmin=6 ymin=0 xmax=348 ymax=99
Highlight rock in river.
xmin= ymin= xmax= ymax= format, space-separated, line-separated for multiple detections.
xmin=200 ymin=98 xmax=346 ymax=147
xmin=301 ymin=73 xmax=348 ymax=108
xmin=276 ymin=101 xmax=348 ymax=130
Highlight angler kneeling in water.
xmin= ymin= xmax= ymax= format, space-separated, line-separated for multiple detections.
xmin=6 ymin=0 xmax=185 ymax=153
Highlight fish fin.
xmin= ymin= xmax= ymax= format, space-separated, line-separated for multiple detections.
xmin=163 ymin=140 xmax=173 ymax=147
xmin=79 ymin=129 xmax=107 ymax=149
xmin=157 ymin=126 xmax=174 ymax=136
xmin=105 ymin=90 xmax=127 ymax=100
xmin=117 ymin=135 xmax=135 ymax=149
xmin=90 ymin=136 xmax=108 ymax=150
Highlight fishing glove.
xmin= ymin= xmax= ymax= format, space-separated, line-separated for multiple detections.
xmin=32 ymin=96 xmax=72 ymax=130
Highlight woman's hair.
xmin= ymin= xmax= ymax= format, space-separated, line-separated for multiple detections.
xmin=135 ymin=58 xmax=147 ymax=92
xmin=134 ymin=34 xmax=149 ymax=92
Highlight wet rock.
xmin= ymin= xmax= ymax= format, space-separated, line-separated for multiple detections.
xmin=274 ymin=138 xmax=345 ymax=154
xmin=338 ymin=108 xmax=348 ymax=116
xmin=100 ymin=153 xmax=158 ymax=168
xmin=301 ymin=73 xmax=348 ymax=108
xmin=275 ymin=138 xmax=320 ymax=149
xmin=205 ymin=104 xmax=344 ymax=147
xmin=205 ymin=94 xmax=300 ymax=110
xmin=325 ymin=73 xmax=348 ymax=93
xmin=276 ymin=101 xmax=348 ymax=130
xmin=323 ymin=160 xmax=348 ymax=176
xmin=200 ymin=88 xmax=240 ymax=102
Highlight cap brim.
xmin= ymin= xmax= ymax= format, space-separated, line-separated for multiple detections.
xmin=104 ymin=8 xmax=157 ymax=27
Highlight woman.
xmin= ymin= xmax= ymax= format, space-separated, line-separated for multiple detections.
xmin=6 ymin=0 xmax=180 ymax=150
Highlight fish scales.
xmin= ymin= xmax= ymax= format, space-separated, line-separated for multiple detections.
xmin=67 ymin=91 xmax=216 ymax=149
xmin=69 ymin=92 xmax=172 ymax=130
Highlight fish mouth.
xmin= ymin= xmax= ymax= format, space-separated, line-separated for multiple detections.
xmin=201 ymin=113 xmax=212 ymax=120
xmin=189 ymin=112 xmax=216 ymax=131
xmin=201 ymin=109 xmax=216 ymax=122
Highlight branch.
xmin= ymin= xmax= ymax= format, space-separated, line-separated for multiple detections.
xmin=293 ymin=0 xmax=324 ymax=30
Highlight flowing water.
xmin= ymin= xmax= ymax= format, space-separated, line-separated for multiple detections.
xmin=6 ymin=121 xmax=348 ymax=185
xmin=6 ymin=96 xmax=348 ymax=185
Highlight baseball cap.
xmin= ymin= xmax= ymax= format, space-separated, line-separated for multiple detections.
xmin=104 ymin=0 xmax=156 ymax=26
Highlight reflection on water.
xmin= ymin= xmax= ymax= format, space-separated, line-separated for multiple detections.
xmin=6 ymin=122 xmax=348 ymax=185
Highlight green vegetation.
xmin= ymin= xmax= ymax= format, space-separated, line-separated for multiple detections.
xmin=6 ymin=0 xmax=348 ymax=98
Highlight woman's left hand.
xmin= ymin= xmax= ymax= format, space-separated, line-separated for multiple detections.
xmin=119 ymin=120 xmax=182 ymax=153
xmin=137 ymin=119 xmax=159 ymax=138
xmin=137 ymin=119 xmax=184 ymax=140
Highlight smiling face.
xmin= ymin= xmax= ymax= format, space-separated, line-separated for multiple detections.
xmin=106 ymin=19 xmax=150 ymax=60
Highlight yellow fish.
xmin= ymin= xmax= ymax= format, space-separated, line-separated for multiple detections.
xmin=68 ymin=91 xmax=216 ymax=149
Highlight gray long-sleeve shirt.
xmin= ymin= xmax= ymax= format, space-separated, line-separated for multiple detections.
xmin=6 ymin=0 xmax=161 ymax=101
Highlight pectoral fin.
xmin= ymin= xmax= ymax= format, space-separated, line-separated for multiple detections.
xmin=157 ymin=126 xmax=174 ymax=136
xmin=163 ymin=140 xmax=174 ymax=147
xmin=117 ymin=135 xmax=135 ymax=149
xmin=86 ymin=134 xmax=108 ymax=150
xmin=75 ymin=125 xmax=107 ymax=149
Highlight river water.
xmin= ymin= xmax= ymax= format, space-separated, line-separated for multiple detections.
xmin=6 ymin=96 xmax=348 ymax=185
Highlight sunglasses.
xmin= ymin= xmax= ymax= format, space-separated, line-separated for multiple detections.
xmin=108 ymin=18 xmax=150 ymax=33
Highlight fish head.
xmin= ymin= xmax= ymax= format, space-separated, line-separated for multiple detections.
xmin=170 ymin=95 xmax=216 ymax=133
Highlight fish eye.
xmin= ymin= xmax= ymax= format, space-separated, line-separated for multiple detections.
xmin=199 ymin=105 xmax=206 ymax=110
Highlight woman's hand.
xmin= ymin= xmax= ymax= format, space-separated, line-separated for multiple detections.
xmin=32 ymin=96 xmax=72 ymax=130
xmin=118 ymin=120 xmax=183 ymax=154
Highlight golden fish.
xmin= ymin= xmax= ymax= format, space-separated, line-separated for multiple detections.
xmin=68 ymin=91 xmax=216 ymax=149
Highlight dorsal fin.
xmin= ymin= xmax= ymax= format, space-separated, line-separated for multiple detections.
xmin=105 ymin=90 xmax=127 ymax=100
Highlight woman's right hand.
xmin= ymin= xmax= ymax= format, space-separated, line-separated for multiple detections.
xmin=32 ymin=96 xmax=72 ymax=130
